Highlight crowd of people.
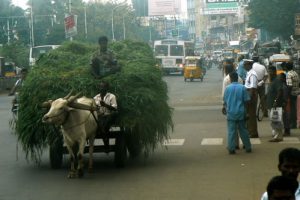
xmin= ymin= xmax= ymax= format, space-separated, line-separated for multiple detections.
xmin=222 ymin=54 xmax=300 ymax=154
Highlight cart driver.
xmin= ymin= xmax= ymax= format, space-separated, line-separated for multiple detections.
xmin=94 ymin=81 xmax=118 ymax=150
xmin=9 ymin=68 xmax=28 ymax=111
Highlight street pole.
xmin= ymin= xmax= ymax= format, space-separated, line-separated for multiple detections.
xmin=122 ymin=15 xmax=125 ymax=40
xmin=69 ymin=0 xmax=73 ymax=41
xmin=84 ymin=4 xmax=87 ymax=39
xmin=112 ymin=2 xmax=127 ymax=41
xmin=7 ymin=20 xmax=10 ymax=44
xmin=30 ymin=1 xmax=34 ymax=47
xmin=112 ymin=9 xmax=115 ymax=41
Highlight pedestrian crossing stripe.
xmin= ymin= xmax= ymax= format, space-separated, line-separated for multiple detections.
xmin=88 ymin=137 xmax=300 ymax=147
xmin=163 ymin=139 xmax=185 ymax=146
xmin=200 ymin=137 xmax=300 ymax=145
xmin=280 ymin=137 xmax=300 ymax=144
xmin=201 ymin=138 xmax=223 ymax=145
xmin=241 ymin=138 xmax=261 ymax=144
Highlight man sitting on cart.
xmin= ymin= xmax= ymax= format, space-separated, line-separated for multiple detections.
xmin=94 ymin=81 xmax=118 ymax=151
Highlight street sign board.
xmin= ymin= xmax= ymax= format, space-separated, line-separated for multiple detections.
xmin=64 ymin=14 xmax=77 ymax=38
xmin=204 ymin=2 xmax=238 ymax=15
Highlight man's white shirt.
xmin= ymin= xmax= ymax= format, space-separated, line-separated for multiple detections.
xmin=94 ymin=92 xmax=117 ymax=115
xmin=245 ymin=69 xmax=258 ymax=89
xmin=252 ymin=62 xmax=267 ymax=81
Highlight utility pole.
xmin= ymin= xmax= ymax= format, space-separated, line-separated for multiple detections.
xmin=112 ymin=2 xmax=126 ymax=41
xmin=84 ymin=4 xmax=87 ymax=39
xmin=69 ymin=0 xmax=73 ymax=41
xmin=30 ymin=1 xmax=34 ymax=47
xmin=7 ymin=20 xmax=10 ymax=44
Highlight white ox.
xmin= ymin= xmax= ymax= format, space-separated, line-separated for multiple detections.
xmin=42 ymin=92 xmax=98 ymax=178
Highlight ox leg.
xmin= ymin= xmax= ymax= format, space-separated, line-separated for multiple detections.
xmin=66 ymin=145 xmax=77 ymax=178
xmin=77 ymin=139 xmax=86 ymax=178
xmin=88 ymin=137 xmax=95 ymax=173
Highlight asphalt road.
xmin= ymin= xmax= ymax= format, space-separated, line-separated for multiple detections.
xmin=0 ymin=66 xmax=300 ymax=200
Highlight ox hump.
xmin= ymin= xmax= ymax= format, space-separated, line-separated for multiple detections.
xmin=76 ymin=96 xmax=94 ymax=106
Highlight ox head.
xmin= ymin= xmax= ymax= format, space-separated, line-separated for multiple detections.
xmin=42 ymin=91 xmax=81 ymax=125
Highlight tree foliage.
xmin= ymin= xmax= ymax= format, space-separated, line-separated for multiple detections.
xmin=15 ymin=40 xmax=173 ymax=163
xmin=0 ymin=0 xmax=158 ymax=66
xmin=248 ymin=0 xmax=299 ymax=39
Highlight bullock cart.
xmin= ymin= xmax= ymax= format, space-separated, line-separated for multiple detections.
xmin=47 ymin=101 xmax=129 ymax=170
xmin=13 ymin=41 xmax=173 ymax=174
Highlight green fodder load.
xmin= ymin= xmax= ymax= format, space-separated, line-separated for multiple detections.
xmin=15 ymin=40 xmax=173 ymax=163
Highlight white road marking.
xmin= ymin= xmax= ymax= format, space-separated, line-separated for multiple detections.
xmin=281 ymin=137 xmax=300 ymax=144
xmin=163 ymin=139 xmax=185 ymax=146
xmin=201 ymin=138 xmax=223 ymax=145
xmin=238 ymin=138 xmax=262 ymax=144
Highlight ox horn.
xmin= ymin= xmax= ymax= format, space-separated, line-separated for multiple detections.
xmin=40 ymin=100 xmax=52 ymax=108
xmin=63 ymin=89 xmax=73 ymax=100
xmin=67 ymin=92 xmax=82 ymax=104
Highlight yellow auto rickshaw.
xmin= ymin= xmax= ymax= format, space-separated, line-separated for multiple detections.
xmin=183 ymin=56 xmax=204 ymax=82
xmin=269 ymin=54 xmax=291 ymax=75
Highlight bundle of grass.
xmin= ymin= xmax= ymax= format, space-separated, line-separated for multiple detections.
xmin=15 ymin=40 xmax=173 ymax=163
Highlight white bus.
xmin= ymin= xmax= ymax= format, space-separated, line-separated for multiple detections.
xmin=29 ymin=45 xmax=60 ymax=66
xmin=154 ymin=39 xmax=194 ymax=74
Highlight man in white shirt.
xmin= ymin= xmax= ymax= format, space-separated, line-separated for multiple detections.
xmin=252 ymin=56 xmax=268 ymax=117
xmin=244 ymin=59 xmax=259 ymax=138
xmin=94 ymin=81 xmax=118 ymax=150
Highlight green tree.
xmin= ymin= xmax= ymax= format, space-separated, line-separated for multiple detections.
xmin=248 ymin=0 xmax=299 ymax=40
xmin=0 ymin=0 xmax=29 ymax=45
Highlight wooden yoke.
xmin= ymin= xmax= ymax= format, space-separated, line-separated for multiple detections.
xmin=68 ymin=102 xmax=98 ymax=111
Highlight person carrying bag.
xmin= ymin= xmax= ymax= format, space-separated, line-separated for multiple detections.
xmin=270 ymin=107 xmax=283 ymax=122
xmin=267 ymin=67 xmax=285 ymax=142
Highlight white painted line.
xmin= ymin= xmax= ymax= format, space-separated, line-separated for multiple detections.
xmin=201 ymin=138 xmax=223 ymax=145
xmin=63 ymin=139 xmax=116 ymax=147
xmin=238 ymin=138 xmax=261 ymax=144
xmin=281 ymin=137 xmax=300 ymax=144
xmin=163 ymin=139 xmax=185 ymax=146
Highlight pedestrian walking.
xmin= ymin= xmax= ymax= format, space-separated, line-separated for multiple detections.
xmin=222 ymin=63 xmax=243 ymax=149
xmin=244 ymin=59 xmax=259 ymax=138
xmin=279 ymin=73 xmax=291 ymax=136
xmin=236 ymin=55 xmax=247 ymax=83
xmin=282 ymin=62 xmax=299 ymax=129
xmin=266 ymin=66 xmax=284 ymax=142
xmin=261 ymin=147 xmax=300 ymax=200
xmin=223 ymin=72 xmax=252 ymax=154
xmin=252 ymin=55 xmax=268 ymax=117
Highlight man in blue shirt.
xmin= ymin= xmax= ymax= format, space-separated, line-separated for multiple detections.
xmin=223 ymin=72 xmax=252 ymax=154
xmin=236 ymin=55 xmax=247 ymax=82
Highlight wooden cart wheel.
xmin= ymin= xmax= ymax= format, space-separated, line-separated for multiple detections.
xmin=125 ymin=130 xmax=142 ymax=158
xmin=49 ymin=136 xmax=64 ymax=169
xmin=114 ymin=132 xmax=127 ymax=168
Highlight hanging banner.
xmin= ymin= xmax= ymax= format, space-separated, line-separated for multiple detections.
xmin=64 ymin=14 xmax=77 ymax=38
xmin=204 ymin=0 xmax=238 ymax=15
xmin=148 ymin=0 xmax=181 ymax=16
xmin=206 ymin=0 xmax=238 ymax=3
